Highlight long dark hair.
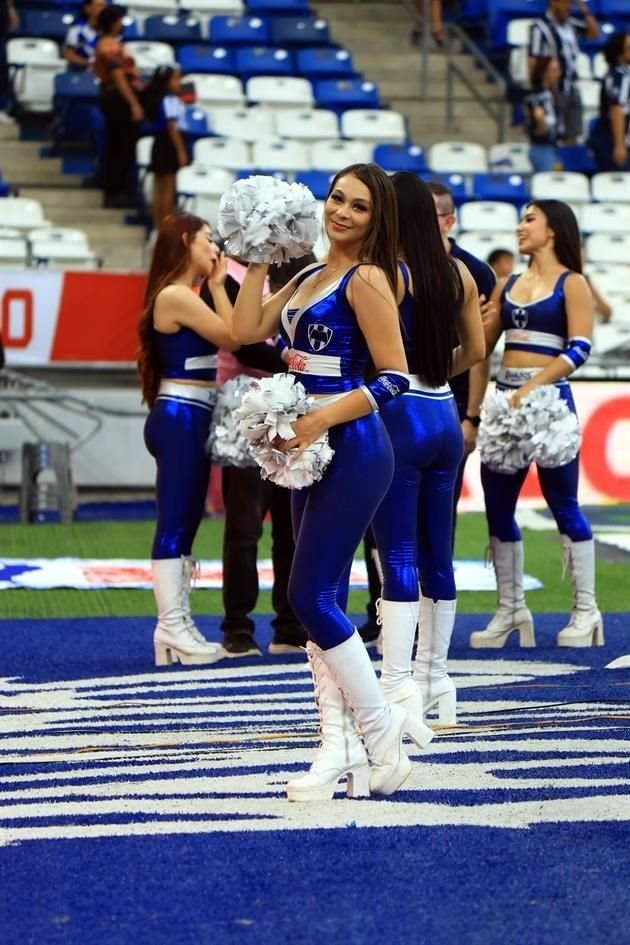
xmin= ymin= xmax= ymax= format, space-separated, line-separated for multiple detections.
xmin=392 ymin=172 xmax=463 ymax=387
xmin=604 ymin=31 xmax=627 ymax=69
xmin=142 ymin=65 xmax=178 ymax=122
xmin=325 ymin=163 xmax=399 ymax=298
xmin=138 ymin=211 xmax=208 ymax=406
xmin=525 ymin=199 xmax=582 ymax=273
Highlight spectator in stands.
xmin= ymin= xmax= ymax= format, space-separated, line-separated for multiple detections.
xmin=94 ymin=4 xmax=144 ymax=209
xmin=487 ymin=248 xmax=515 ymax=280
xmin=202 ymin=256 xmax=313 ymax=658
xmin=63 ymin=0 xmax=106 ymax=70
xmin=529 ymin=0 xmax=600 ymax=144
xmin=0 ymin=0 xmax=18 ymax=124
xmin=142 ymin=65 xmax=190 ymax=230
xmin=410 ymin=0 xmax=445 ymax=47
xmin=590 ymin=31 xmax=630 ymax=171
xmin=524 ymin=56 xmax=563 ymax=172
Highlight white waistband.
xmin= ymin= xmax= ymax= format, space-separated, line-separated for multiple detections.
xmin=157 ymin=381 xmax=217 ymax=405
xmin=184 ymin=354 xmax=218 ymax=371
xmin=310 ymin=391 xmax=351 ymax=410
xmin=497 ymin=367 xmax=568 ymax=387
xmin=505 ymin=329 xmax=565 ymax=351
xmin=288 ymin=348 xmax=342 ymax=377
xmin=406 ymin=375 xmax=452 ymax=396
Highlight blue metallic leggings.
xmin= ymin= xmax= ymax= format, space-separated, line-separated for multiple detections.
xmin=289 ymin=411 xmax=394 ymax=650
xmin=143 ymin=385 xmax=215 ymax=559
xmin=371 ymin=390 xmax=464 ymax=602
xmin=481 ymin=379 xmax=592 ymax=543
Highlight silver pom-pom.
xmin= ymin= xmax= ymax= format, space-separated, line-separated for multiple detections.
xmin=479 ymin=385 xmax=581 ymax=474
xmin=207 ymin=375 xmax=257 ymax=467
xmin=217 ymin=175 xmax=320 ymax=264
xmin=235 ymin=373 xmax=334 ymax=488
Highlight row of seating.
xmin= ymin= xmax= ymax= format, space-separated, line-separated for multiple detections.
xmin=0 ymin=224 xmax=100 ymax=270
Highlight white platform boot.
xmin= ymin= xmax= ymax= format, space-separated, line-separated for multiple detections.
xmin=286 ymin=641 xmax=370 ymax=802
xmin=413 ymin=597 xmax=457 ymax=727
xmin=181 ymin=556 xmax=221 ymax=648
xmin=320 ymin=631 xmax=433 ymax=796
xmin=469 ymin=538 xmax=535 ymax=648
xmin=557 ymin=537 xmax=604 ymax=647
xmin=152 ymin=559 xmax=224 ymax=666
xmin=378 ymin=599 xmax=428 ymax=726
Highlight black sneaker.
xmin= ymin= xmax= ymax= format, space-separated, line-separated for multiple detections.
xmin=268 ymin=626 xmax=308 ymax=655
xmin=222 ymin=631 xmax=262 ymax=658
xmin=358 ymin=622 xmax=381 ymax=648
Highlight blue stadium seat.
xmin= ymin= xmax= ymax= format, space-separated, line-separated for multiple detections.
xmin=295 ymin=170 xmax=332 ymax=199
xmin=54 ymin=70 xmax=100 ymax=104
xmin=177 ymin=45 xmax=237 ymax=75
xmin=296 ymin=47 xmax=356 ymax=80
xmin=180 ymin=105 xmax=211 ymax=142
xmin=209 ymin=16 xmax=271 ymax=46
xmin=122 ymin=16 xmax=141 ymax=41
xmin=422 ymin=172 xmax=469 ymax=204
xmin=557 ymin=145 xmax=598 ymax=175
xmin=488 ymin=0 xmax=545 ymax=47
xmin=270 ymin=17 xmax=331 ymax=48
xmin=22 ymin=10 xmax=76 ymax=42
xmin=144 ymin=15 xmax=203 ymax=47
xmin=313 ymin=79 xmax=379 ymax=112
xmin=472 ymin=172 xmax=531 ymax=205
xmin=235 ymin=46 xmax=294 ymax=80
xmin=598 ymin=0 xmax=630 ymax=22
xmin=373 ymin=143 xmax=427 ymax=173
xmin=246 ymin=0 xmax=312 ymax=14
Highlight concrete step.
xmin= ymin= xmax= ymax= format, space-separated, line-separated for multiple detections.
xmin=19 ymin=187 xmax=106 ymax=210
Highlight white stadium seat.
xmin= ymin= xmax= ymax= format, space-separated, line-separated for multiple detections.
xmin=586 ymin=263 xmax=629 ymax=299
xmin=310 ymin=138 xmax=374 ymax=171
xmin=531 ymin=171 xmax=591 ymax=203
xmin=181 ymin=0 xmax=243 ymax=13
xmin=0 ymin=198 xmax=50 ymax=230
xmin=28 ymin=227 xmax=91 ymax=247
xmin=592 ymin=52 xmax=607 ymax=80
xmin=457 ymin=230 xmax=519 ymax=260
xmin=581 ymin=203 xmax=630 ymax=235
xmin=591 ymin=172 xmax=630 ymax=203
xmin=488 ymin=142 xmax=533 ymax=175
xmin=429 ymin=141 xmax=488 ymax=174
xmin=252 ymin=137 xmax=311 ymax=172
xmin=30 ymin=240 xmax=99 ymax=270
xmin=246 ymin=76 xmax=314 ymax=110
xmin=576 ymin=79 xmax=600 ymax=110
xmin=186 ymin=73 xmax=244 ymax=108
xmin=209 ymin=106 xmax=274 ymax=142
xmin=340 ymin=109 xmax=406 ymax=144
xmin=506 ymin=18 xmax=535 ymax=46
xmin=8 ymin=39 xmax=66 ymax=113
xmin=605 ymin=291 xmax=630 ymax=324
xmin=509 ymin=47 xmax=529 ymax=86
xmin=459 ymin=201 xmax=519 ymax=233
xmin=0 ymin=235 xmax=28 ymax=269
xmin=7 ymin=37 xmax=60 ymax=63
xmin=576 ymin=52 xmax=592 ymax=80
xmin=176 ymin=164 xmax=235 ymax=226
xmin=585 ymin=233 xmax=630 ymax=265
xmin=125 ymin=41 xmax=177 ymax=71
xmin=136 ymin=136 xmax=154 ymax=168
xmin=193 ymin=136 xmax=251 ymax=171
xmin=274 ymin=108 xmax=338 ymax=141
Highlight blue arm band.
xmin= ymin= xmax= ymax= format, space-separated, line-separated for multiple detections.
xmin=361 ymin=371 xmax=410 ymax=411
xmin=560 ymin=336 xmax=591 ymax=372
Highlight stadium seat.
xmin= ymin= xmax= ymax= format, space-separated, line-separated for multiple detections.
xmin=340 ymin=109 xmax=406 ymax=144
xmin=429 ymin=141 xmax=488 ymax=174
xmin=509 ymin=46 xmax=529 ymax=86
xmin=0 ymin=197 xmax=50 ymax=230
xmin=295 ymin=169 xmax=333 ymax=199
xmin=247 ymin=0 xmax=311 ymax=13
xmin=586 ymin=263 xmax=629 ymax=299
xmin=314 ymin=79 xmax=380 ymax=113
xmin=423 ymin=171 xmax=469 ymax=204
xmin=0 ymin=235 xmax=28 ymax=269
xmin=209 ymin=105 xmax=274 ymax=140
xmin=209 ymin=15 xmax=271 ymax=46
xmin=606 ymin=291 xmax=630 ymax=325
xmin=576 ymin=52 xmax=593 ymax=80
xmin=251 ymin=137 xmax=310 ymax=171
xmin=577 ymin=79 xmax=600 ymax=111
xmin=269 ymin=17 xmax=331 ymax=48
xmin=591 ymin=172 xmax=630 ymax=202
xmin=531 ymin=171 xmax=591 ymax=203
xmin=506 ymin=17 xmax=535 ymax=46
xmin=459 ymin=201 xmax=519 ymax=233
xmin=372 ymin=143 xmax=426 ymax=173
xmin=473 ymin=172 xmax=530 ymax=205
xmin=20 ymin=10 xmax=76 ymax=42
xmin=178 ymin=45 xmax=237 ymax=75
xmin=246 ymin=75 xmax=314 ymax=108
xmin=8 ymin=37 xmax=60 ymax=64
xmin=12 ymin=60 xmax=68 ymax=113
xmin=581 ymin=202 xmax=630 ymax=234
xmin=585 ymin=232 xmax=630 ymax=264
xmin=489 ymin=0 xmax=545 ymax=48
xmin=177 ymin=164 xmax=236 ymax=225
xmin=181 ymin=0 xmax=243 ymax=12
xmin=185 ymin=73 xmax=245 ymax=107
xmin=592 ymin=52 xmax=607 ymax=80
xmin=488 ymin=142 xmax=533 ymax=174
xmin=29 ymin=227 xmax=91 ymax=247
xmin=457 ymin=229 xmax=519 ymax=259
xmin=122 ymin=15 xmax=142 ymax=41
xmin=144 ymin=15 xmax=203 ymax=46
xmin=235 ymin=46 xmax=294 ymax=81
xmin=193 ymin=136 xmax=251 ymax=170
xmin=53 ymin=70 xmax=101 ymax=109
xmin=296 ymin=47 xmax=356 ymax=81
xmin=274 ymin=108 xmax=338 ymax=140
xmin=136 ymin=136 xmax=154 ymax=168
xmin=310 ymin=138 xmax=374 ymax=171
xmin=556 ymin=145 xmax=598 ymax=175
xmin=31 ymin=240 xmax=99 ymax=270
xmin=125 ymin=41 xmax=178 ymax=71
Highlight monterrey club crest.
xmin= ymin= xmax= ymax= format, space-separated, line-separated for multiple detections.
xmin=511 ymin=307 xmax=528 ymax=329
xmin=307 ymin=323 xmax=333 ymax=352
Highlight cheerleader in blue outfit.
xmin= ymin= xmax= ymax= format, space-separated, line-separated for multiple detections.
xmin=472 ymin=199 xmax=603 ymax=649
xmin=371 ymin=173 xmax=485 ymax=727
xmin=138 ymin=212 xmax=237 ymax=666
xmin=232 ymin=164 xmax=432 ymax=801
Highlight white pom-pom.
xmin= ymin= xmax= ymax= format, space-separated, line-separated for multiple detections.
xmin=217 ymin=175 xmax=320 ymax=264
xmin=479 ymin=385 xmax=581 ymax=473
xmin=235 ymin=373 xmax=334 ymax=488
xmin=206 ymin=374 xmax=257 ymax=467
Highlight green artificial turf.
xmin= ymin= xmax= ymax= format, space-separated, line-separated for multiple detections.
xmin=1 ymin=512 xmax=627 ymax=620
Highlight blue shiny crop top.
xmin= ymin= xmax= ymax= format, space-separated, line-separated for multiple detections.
xmin=500 ymin=271 xmax=572 ymax=358
xmin=155 ymin=325 xmax=218 ymax=382
xmin=280 ymin=264 xmax=371 ymax=395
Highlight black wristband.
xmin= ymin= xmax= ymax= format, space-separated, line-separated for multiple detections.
xmin=464 ymin=414 xmax=481 ymax=428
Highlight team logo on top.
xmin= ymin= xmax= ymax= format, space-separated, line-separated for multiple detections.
xmin=511 ymin=307 xmax=529 ymax=329
xmin=307 ymin=323 xmax=334 ymax=352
